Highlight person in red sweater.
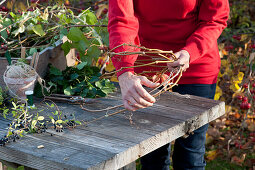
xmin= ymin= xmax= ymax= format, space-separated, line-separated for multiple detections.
xmin=108 ymin=0 xmax=229 ymax=169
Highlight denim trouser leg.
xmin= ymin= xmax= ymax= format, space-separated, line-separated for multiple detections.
xmin=140 ymin=143 xmax=171 ymax=170
xmin=140 ymin=84 xmax=216 ymax=170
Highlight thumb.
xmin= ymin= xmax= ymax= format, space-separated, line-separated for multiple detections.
xmin=139 ymin=76 xmax=160 ymax=88
xmin=168 ymin=52 xmax=180 ymax=67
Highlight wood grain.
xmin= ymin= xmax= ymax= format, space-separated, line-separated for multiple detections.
xmin=0 ymin=89 xmax=225 ymax=170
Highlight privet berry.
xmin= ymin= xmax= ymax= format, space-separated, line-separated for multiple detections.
xmin=237 ymin=95 xmax=243 ymax=100
xmin=242 ymin=96 xmax=248 ymax=102
xmin=243 ymin=84 xmax=248 ymax=89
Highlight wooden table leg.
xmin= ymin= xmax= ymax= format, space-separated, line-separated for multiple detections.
xmin=119 ymin=162 xmax=136 ymax=170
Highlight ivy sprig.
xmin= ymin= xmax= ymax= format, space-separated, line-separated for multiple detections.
xmin=40 ymin=63 xmax=116 ymax=98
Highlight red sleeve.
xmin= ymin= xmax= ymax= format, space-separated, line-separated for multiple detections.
xmin=108 ymin=0 xmax=140 ymax=77
xmin=182 ymin=0 xmax=230 ymax=63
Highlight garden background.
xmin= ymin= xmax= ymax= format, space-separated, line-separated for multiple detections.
xmin=0 ymin=0 xmax=254 ymax=169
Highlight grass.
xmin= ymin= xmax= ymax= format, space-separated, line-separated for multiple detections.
xmin=206 ymin=159 xmax=247 ymax=170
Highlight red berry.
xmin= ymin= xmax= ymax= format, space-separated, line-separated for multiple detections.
xmin=250 ymin=133 xmax=255 ymax=137
xmin=224 ymin=45 xmax=234 ymax=51
xmin=227 ymin=19 xmax=232 ymax=25
xmin=103 ymin=8 xmax=108 ymax=14
xmin=240 ymin=103 xmax=246 ymax=110
xmin=98 ymin=59 xmax=103 ymax=65
xmin=252 ymin=137 xmax=255 ymax=143
xmin=245 ymin=103 xmax=251 ymax=109
xmin=2 ymin=6 xmax=8 ymax=12
xmin=250 ymin=90 xmax=253 ymax=94
xmin=94 ymin=5 xmax=99 ymax=10
xmin=242 ymin=96 xmax=248 ymax=102
xmin=243 ymin=84 xmax=248 ymax=89
xmin=234 ymin=141 xmax=240 ymax=148
xmin=237 ymin=95 xmax=243 ymax=100
xmin=233 ymin=35 xmax=241 ymax=41
xmin=252 ymin=83 xmax=255 ymax=87
xmin=249 ymin=44 xmax=255 ymax=49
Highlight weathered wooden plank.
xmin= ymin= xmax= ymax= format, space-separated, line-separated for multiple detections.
xmin=0 ymin=89 xmax=225 ymax=170
xmin=0 ymin=131 xmax=120 ymax=170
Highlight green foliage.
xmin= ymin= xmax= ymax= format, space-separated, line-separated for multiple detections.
xmin=0 ymin=87 xmax=3 ymax=105
xmin=0 ymin=4 xmax=107 ymax=61
xmin=206 ymin=158 xmax=246 ymax=170
xmin=44 ymin=64 xmax=116 ymax=98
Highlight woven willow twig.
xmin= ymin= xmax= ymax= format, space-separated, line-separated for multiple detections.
xmin=80 ymin=44 xmax=183 ymax=124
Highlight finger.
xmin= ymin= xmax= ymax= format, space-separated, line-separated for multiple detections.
xmin=167 ymin=60 xmax=182 ymax=67
xmin=127 ymin=97 xmax=146 ymax=109
xmin=139 ymin=76 xmax=160 ymax=88
xmin=134 ymin=83 xmax=156 ymax=104
xmin=123 ymin=100 xmax=138 ymax=111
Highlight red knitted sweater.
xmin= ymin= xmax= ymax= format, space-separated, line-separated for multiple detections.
xmin=108 ymin=0 xmax=229 ymax=84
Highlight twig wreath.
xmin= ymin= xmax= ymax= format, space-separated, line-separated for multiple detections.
xmin=80 ymin=43 xmax=183 ymax=123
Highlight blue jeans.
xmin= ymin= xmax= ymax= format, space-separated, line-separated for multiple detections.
xmin=140 ymin=84 xmax=216 ymax=170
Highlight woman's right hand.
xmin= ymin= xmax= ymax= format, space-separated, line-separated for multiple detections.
xmin=118 ymin=72 xmax=160 ymax=111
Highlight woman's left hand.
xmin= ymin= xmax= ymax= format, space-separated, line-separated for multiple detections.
xmin=167 ymin=50 xmax=190 ymax=72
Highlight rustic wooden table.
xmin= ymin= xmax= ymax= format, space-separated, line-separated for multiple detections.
xmin=0 ymin=88 xmax=225 ymax=170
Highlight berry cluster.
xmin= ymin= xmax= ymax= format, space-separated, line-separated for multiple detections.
xmin=0 ymin=136 xmax=8 ymax=146
xmin=0 ymin=43 xmax=8 ymax=51
xmin=36 ymin=123 xmax=47 ymax=133
xmin=54 ymin=122 xmax=63 ymax=133
xmin=237 ymin=83 xmax=255 ymax=110
xmin=0 ymin=6 xmax=8 ymax=12
xmin=0 ymin=132 xmax=20 ymax=147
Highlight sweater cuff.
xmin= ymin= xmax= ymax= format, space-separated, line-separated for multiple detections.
xmin=182 ymin=42 xmax=202 ymax=63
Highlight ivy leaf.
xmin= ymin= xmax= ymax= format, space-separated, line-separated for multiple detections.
xmin=56 ymin=120 xmax=63 ymax=124
xmin=75 ymin=120 xmax=82 ymax=125
xmin=32 ymin=120 xmax=37 ymax=128
xmin=85 ymin=11 xmax=98 ymax=25
xmin=13 ymin=24 xmax=25 ymax=36
xmin=32 ymin=24 xmax=46 ymax=36
xmin=70 ymin=73 xmax=79 ymax=80
xmin=76 ymin=62 xmax=87 ymax=70
xmin=9 ymin=12 xmax=17 ymax=19
xmin=41 ymin=8 xmax=49 ymax=21
xmin=38 ymin=116 xmax=44 ymax=121
xmin=64 ymin=86 xmax=75 ymax=96
xmin=61 ymin=41 xmax=72 ymax=56
xmin=50 ymin=66 xmax=62 ymax=76
xmin=81 ymin=88 xmax=89 ymax=97
xmin=60 ymin=27 xmax=68 ymax=35
xmin=90 ymin=76 xmax=100 ymax=83
xmin=95 ymin=81 xmax=102 ymax=89
xmin=67 ymin=27 xmax=85 ymax=42
xmin=96 ymin=89 xmax=107 ymax=97
xmin=73 ymin=40 xmax=88 ymax=54
xmin=29 ymin=48 xmax=37 ymax=56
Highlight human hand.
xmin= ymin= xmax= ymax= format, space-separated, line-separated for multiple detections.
xmin=167 ymin=50 xmax=190 ymax=72
xmin=118 ymin=72 xmax=160 ymax=111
